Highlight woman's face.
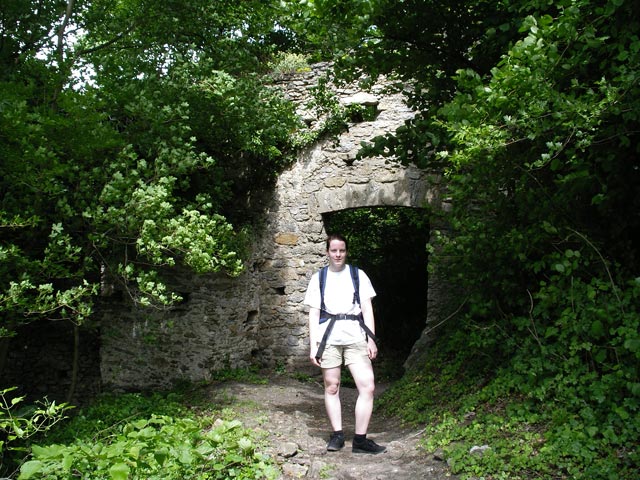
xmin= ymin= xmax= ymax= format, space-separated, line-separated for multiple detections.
xmin=327 ymin=239 xmax=347 ymax=271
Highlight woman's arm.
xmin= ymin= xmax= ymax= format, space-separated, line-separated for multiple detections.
xmin=360 ymin=297 xmax=378 ymax=360
xmin=308 ymin=307 xmax=321 ymax=366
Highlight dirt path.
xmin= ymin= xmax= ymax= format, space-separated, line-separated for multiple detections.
xmin=207 ymin=375 xmax=455 ymax=480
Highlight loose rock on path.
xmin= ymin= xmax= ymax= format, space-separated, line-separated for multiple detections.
xmin=207 ymin=375 xmax=456 ymax=480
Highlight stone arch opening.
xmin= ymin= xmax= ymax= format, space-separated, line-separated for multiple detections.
xmin=322 ymin=206 xmax=430 ymax=377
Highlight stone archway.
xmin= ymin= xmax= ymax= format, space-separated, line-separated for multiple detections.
xmin=98 ymin=67 xmax=450 ymax=390
xmin=253 ymin=76 xmax=446 ymax=372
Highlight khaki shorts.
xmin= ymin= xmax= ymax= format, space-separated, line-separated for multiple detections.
xmin=319 ymin=340 xmax=371 ymax=369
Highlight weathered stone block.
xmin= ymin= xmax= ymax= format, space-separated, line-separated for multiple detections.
xmin=324 ymin=176 xmax=347 ymax=187
xmin=275 ymin=233 xmax=299 ymax=245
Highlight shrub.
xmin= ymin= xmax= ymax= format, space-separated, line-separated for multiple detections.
xmin=15 ymin=390 xmax=277 ymax=480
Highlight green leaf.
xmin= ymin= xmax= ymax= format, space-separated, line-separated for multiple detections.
xmin=624 ymin=338 xmax=640 ymax=353
xmin=62 ymin=453 xmax=74 ymax=471
xmin=590 ymin=320 xmax=605 ymax=338
xmin=31 ymin=444 xmax=65 ymax=459
xmin=238 ymin=436 xmax=253 ymax=451
xmin=18 ymin=460 xmax=44 ymax=479
xmin=109 ymin=462 xmax=130 ymax=480
xmin=593 ymin=348 xmax=607 ymax=363
xmin=545 ymin=326 xmax=559 ymax=338
xmin=178 ymin=446 xmax=194 ymax=464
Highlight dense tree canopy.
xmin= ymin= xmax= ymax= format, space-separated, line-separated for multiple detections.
xmin=0 ymin=0 xmax=304 ymax=343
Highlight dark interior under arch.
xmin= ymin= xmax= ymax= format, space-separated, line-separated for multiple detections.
xmin=322 ymin=206 xmax=430 ymax=379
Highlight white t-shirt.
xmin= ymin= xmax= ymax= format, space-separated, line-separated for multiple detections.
xmin=304 ymin=265 xmax=376 ymax=345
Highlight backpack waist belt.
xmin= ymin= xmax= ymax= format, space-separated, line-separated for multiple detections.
xmin=315 ymin=313 xmax=378 ymax=362
xmin=320 ymin=313 xmax=361 ymax=322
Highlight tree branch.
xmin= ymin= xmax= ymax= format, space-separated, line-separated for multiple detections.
xmin=57 ymin=0 xmax=76 ymax=64
xmin=74 ymin=27 xmax=136 ymax=58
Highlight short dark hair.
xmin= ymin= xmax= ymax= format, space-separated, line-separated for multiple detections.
xmin=326 ymin=234 xmax=348 ymax=251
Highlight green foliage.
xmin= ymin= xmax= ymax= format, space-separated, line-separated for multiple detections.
xmin=289 ymin=75 xmax=360 ymax=149
xmin=0 ymin=0 xmax=304 ymax=339
xmin=209 ymin=367 xmax=268 ymax=385
xmin=307 ymin=76 xmax=350 ymax=136
xmin=14 ymin=390 xmax=277 ymax=480
xmin=380 ymin=274 xmax=640 ymax=478
xmin=377 ymin=326 xmax=493 ymax=425
xmin=267 ymin=52 xmax=311 ymax=79
xmin=20 ymin=416 xmax=276 ymax=480
xmin=41 ymin=391 xmax=191 ymax=446
xmin=344 ymin=103 xmax=377 ymax=123
xmin=332 ymin=0 xmax=517 ymax=107
xmin=276 ymin=0 xmax=377 ymax=61
xmin=0 ymin=388 xmax=72 ymax=459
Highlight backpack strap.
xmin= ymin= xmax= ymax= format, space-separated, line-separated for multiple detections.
xmin=350 ymin=264 xmax=360 ymax=306
xmin=319 ymin=266 xmax=329 ymax=324
xmin=315 ymin=314 xmax=379 ymax=362
xmin=319 ymin=265 xmax=357 ymax=323
xmin=314 ymin=264 xmax=378 ymax=362
xmin=315 ymin=316 xmax=337 ymax=361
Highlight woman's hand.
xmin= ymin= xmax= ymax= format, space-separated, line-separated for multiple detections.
xmin=310 ymin=345 xmax=321 ymax=367
xmin=367 ymin=337 xmax=378 ymax=360
xmin=308 ymin=308 xmax=321 ymax=367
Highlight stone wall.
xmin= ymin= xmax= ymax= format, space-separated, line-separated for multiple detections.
xmin=99 ymin=268 xmax=262 ymax=390
xmin=98 ymin=64 xmax=448 ymax=390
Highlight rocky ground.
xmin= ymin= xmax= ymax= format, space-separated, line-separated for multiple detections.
xmin=206 ymin=375 xmax=456 ymax=480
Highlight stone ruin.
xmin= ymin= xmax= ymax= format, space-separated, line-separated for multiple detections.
xmin=98 ymin=63 xmax=451 ymax=390
xmin=4 ymin=64 xmax=452 ymax=397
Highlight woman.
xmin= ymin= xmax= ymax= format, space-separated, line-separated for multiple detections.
xmin=304 ymin=234 xmax=386 ymax=454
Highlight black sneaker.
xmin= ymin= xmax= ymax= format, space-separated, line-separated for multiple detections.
xmin=327 ymin=432 xmax=345 ymax=451
xmin=352 ymin=438 xmax=387 ymax=454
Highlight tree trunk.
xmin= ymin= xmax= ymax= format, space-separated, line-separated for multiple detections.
xmin=66 ymin=324 xmax=79 ymax=404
